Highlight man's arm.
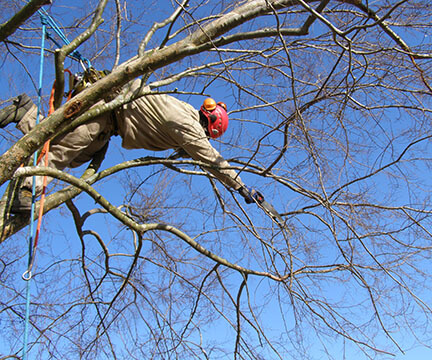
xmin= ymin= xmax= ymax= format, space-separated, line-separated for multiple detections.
xmin=169 ymin=121 xmax=244 ymax=190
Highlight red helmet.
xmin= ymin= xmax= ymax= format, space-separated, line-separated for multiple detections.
xmin=200 ymin=98 xmax=229 ymax=139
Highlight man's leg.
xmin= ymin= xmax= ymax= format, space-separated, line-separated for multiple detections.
xmin=12 ymin=114 xmax=113 ymax=213
xmin=0 ymin=94 xmax=35 ymax=128
xmin=0 ymin=95 xmax=38 ymax=213
xmin=7 ymin=100 xmax=42 ymax=213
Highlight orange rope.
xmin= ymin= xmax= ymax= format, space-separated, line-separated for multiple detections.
xmin=33 ymin=74 xmax=73 ymax=249
xmin=32 ymin=83 xmax=55 ymax=249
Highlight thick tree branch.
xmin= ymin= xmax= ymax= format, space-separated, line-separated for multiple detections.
xmin=0 ymin=0 xmax=52 ymax=42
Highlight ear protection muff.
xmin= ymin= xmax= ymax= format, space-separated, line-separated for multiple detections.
xmin=217 ymin=102 xmax=227 ymax=111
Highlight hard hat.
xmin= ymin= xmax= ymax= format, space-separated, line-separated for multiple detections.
xmin=200 ymin=98 xmax=229 ymax=139
xmin=203 ymin=97 xmax=217 ymax=111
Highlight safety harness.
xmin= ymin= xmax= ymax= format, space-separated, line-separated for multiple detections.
xmin=68 ymin=67 xmax=111 ymax=97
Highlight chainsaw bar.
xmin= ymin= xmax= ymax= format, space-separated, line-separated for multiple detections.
xmin=255 ymin=192 xmax=286 ymax=230
xmin=259 ymin=200 xmax=284 ymax=224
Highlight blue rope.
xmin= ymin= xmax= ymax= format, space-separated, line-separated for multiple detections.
xmin=21 ymin=16 xmax=47 ymax=360
xmin=38 ymin=8 xmax=92 ymax=68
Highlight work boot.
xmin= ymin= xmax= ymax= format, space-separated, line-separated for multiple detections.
xmin=0 ymin=94 xmax=34 ymax=128
xmin=11 ymin=188 xmax=33 ymax=214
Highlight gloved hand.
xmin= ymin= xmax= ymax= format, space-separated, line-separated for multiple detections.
xmin=238 ymin=186 xmax=263 ymax=204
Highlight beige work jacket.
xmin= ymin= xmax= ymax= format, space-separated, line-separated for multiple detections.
xmin=116 ymin=80 xmax=244 ymax=190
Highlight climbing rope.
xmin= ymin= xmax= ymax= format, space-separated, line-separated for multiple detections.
xmin=21 ymin=11 xmax=47 ymax=359
xmin=21 ymin=8 xmax=90 ymax=359
xmin=38 ymin=8 xmax=92 ymax=69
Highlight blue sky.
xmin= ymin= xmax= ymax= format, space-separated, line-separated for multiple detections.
xmin=395 ymin=348 xmax=432 ymax=360
xmin=1 ymin=1 xmax=432 ymax=359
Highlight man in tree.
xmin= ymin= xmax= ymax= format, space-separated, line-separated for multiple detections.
xmin=0 ymin=79 xmax=258 ymax=212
